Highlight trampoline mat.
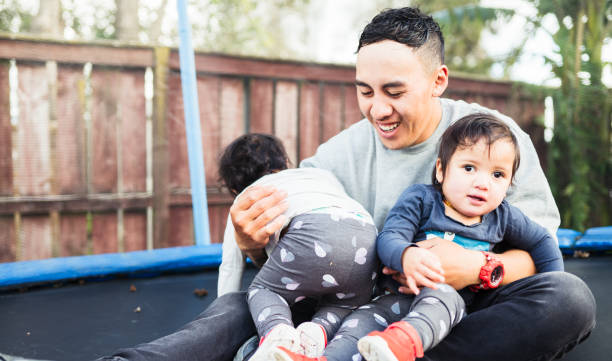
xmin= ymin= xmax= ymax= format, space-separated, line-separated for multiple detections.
xmin=0 ymin=257 xmax=610 ymax=361
xmin=0 ymin=268 xmax=258 ymax=361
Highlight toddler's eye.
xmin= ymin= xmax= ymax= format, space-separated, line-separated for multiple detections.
xmin=493 ymin=171 xmax=504 ymax=178
xmin=464 ymin=165 xmax=474 ymax=172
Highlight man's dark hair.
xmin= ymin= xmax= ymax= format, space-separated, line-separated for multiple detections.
xmin=358 ymin=7 xmax=445 ymax=68
xmin=218 ymin=133 xmax=289 ymax=196
xmin=432 ymin=113 xmax=521 ymax=191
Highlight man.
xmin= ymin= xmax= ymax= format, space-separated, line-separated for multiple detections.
xmin=99 ymin=7 xmax=595 ymax=361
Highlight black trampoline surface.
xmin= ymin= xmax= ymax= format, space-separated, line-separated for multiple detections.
xmin=0 ymin=267 xmax=258 ymax=361
xmin=0 ymin=256 xmax=610 ymax=361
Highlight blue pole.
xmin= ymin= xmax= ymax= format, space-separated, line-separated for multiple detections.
xmin=176 ymin=0 xmax=210 ymax=245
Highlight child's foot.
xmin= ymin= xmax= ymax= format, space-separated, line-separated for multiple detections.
xmin=271 ymin=346 xmax=328 ymax=361
xmin=357 ymin=321 xmax=424 ymax=361
xmin=249 ymin=324 xmax=301 ymax=361
xmin=296 ymin=322 xmax=327 ymax=357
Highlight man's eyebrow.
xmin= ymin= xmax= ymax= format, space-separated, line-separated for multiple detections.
xmin=354 ymin=81 xmax=406 ymax=88
xmin=382 ymin=81 xmax=405 ymax=88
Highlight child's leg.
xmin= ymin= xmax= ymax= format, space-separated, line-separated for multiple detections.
xmin=357 ymin=284 xmax=466 ymax=361
xmin=322 ymin=294 xmax=412 ymax=361
xmin=402 ymin=283 xmax=466 ymax=351
xmin=270 ymin=294 xmax=418 ymax=361
xmin=246 ymin=247 xmax=305 ymax=361
xmin=248 ymin=285 xmax=294 ymax=337
xmin=309 ymin=304 xmax=353 ymax=341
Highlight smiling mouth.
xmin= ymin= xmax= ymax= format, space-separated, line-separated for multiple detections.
xmin=378 ymin=122 xmax=400 ymax=133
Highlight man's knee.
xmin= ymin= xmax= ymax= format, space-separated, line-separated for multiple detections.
xmin=543 ymin=272 xmax=596 ymax=334
xmin=199 ymin=291 xmax=250 ymax=319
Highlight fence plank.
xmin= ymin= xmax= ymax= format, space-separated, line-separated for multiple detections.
xmin=220 ymin=78 xmax=246 ymax=150
xmin=321 ymin=84 xmax=343 ymax=143
xmin=184 ymin=52 xmax=356 ymax=83
xmin=58 ymin=213 xmax=88 ymax=257
xmin=56 ymin=65 xmax=86 ymax=194
xmin=343 ymin=84 xmax=362 ymax=126
xmin=166 ymin=72 xmax=189 ymax=189
xmin=208 ymin=204 xmax=229 ymax=244
xmin=249 ymin=79 xmax=274 ymax=134
xmin=124 ymin=212 xmax=146 ymax=252
xmin=90 ymin=69 xmax=119 ymax=193
xmin=274 ymin=81 xmax=299 ymax=165
xmin=15 ymin=63 xmax=51 ymax=196
xmin=92 ymin=212 xmax=118 ymax=254
xmin=167 ymin=207 xmax=193 ymax=248
xmin=0 ymin=38 xmax=154 ymax=68
xmin=0 ymin=216 xmax=15 ymax=262
xmin=298 ymin=82 xmax=321 ymax=162
xmin=0 ymin=63 xmax=12 ymax=196
xmin=198 ymin=75 xmax=221 ymax=187
xmin=118 ymin=69 xmax=147 ymax=192
xmin=20 ymin=215 xmax=52 ymax=260
xmin=152 ymin=47 xmax=170 ymax=250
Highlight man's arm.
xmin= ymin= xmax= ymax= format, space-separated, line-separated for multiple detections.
xmin=229 ymin=185 xmax=288 ymax=267
xmin=387 ymin=238 xmax=536 ymax=292
xmin=217 ymin=215 xmax=245 ymax=296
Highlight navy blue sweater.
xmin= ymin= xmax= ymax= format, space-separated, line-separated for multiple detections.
xmin=377 ymin=184 xmax=564 ymax=274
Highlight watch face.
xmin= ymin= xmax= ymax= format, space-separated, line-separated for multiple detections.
xmin=491 ymin=266 xmax=504 ymax=285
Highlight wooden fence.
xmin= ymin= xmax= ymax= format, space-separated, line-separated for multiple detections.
xmin=0 ymin=36 xmax=545 ymax=263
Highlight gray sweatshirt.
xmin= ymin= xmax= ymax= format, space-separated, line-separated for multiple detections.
xmin=300 ymin=98 xmax=560 ymax=236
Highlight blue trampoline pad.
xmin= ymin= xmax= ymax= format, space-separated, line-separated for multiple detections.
xmin=574 ymin=226 xmax=612 ymax=251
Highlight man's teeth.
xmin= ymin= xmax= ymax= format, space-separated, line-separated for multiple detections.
xmin=379 ymin=123 xmax=399 ymax=132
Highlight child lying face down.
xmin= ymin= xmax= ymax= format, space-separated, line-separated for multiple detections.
xmin=217 ymin=133 xmax=379 ymax=361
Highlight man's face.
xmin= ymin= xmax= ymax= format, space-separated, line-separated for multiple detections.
xmin=355 ymin=40 xmax=447 ymax=149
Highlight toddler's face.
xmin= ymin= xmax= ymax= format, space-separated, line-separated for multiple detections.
xmin=436 ymin=138 xmax=515 ymax=224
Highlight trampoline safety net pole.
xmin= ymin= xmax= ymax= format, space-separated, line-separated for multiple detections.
xmin=177 ymin=0 xmax=211 ymax=245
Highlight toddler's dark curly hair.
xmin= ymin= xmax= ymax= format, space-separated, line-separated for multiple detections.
xmin=218 ymin=133 xmax=289 ymax=196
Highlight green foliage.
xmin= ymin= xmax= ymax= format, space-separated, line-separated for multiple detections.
xmin=188 ymin=0 xmax=310 ymax=58
xmin=62 ymin=0 xmax=117 ymax=40
xmin=370 ymin=0 xmax=516 ymax=74
xmin=0 ymin=0 xmax=34 ymax=33
xmin=537 ymin=0 xmax=612 ymax=231
xmin=416 ymin=1 xmax=516 ymax=74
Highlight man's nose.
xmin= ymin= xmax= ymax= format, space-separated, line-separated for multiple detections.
xmin=370 ymin=98 xmax=393 ymax=120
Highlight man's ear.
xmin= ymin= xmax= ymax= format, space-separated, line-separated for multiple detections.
xmin=435 ymin=158 xmax=444 ymax=184
xmin=432 ymin=65 xmax=448 ymax=97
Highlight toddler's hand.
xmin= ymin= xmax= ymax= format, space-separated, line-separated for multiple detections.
xmin=401 ymin=246 xmax=445 ymax=294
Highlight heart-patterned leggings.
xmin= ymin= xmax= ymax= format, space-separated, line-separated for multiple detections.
xmin=248 ymin=211 xmax=378 ymax=339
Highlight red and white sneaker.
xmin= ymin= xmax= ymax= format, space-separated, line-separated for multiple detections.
xmin=271 ymin=346 xmax=328 ymax=361
xmin=296 ymin=322 xmax=327 ymax=357
xmin=357 ymin=321 xmax=424 ymax=361
xmin=249 ymin=324 xmax=301 ymax=361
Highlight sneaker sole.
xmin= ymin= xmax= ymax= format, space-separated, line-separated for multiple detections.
xmin=250 ymin=324 xmax=301 ymax=361
xmin=358 ymin=335 xmax=400 ymax=361
xmin=270 ymin=348 xmax=295 ymax=361
xmin=297 ymin=322 xmax=326 ymax=357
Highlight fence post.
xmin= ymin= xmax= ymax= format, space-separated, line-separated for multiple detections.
xmin=153 ymin=47 xmax=170 ymax=249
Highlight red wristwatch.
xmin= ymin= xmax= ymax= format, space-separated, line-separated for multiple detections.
xmin=470 ymin=251 xmax=504 ymax=292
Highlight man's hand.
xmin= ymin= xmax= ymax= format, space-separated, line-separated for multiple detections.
xmin=399 ymin=246 xmax=445 ymax=294
xmin=418 ymin=237 xmax=536 ymax=289
xmin=230 ymin=185 xmax=288 ymax=266
xmin=418 ymin=237 xmax=484 ymax=290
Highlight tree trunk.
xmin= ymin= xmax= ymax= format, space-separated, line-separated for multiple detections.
xmin=31 ymin=0 xmax=63 ymax=37
xmin=115 ymin=0 xmax=140 ymax=42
